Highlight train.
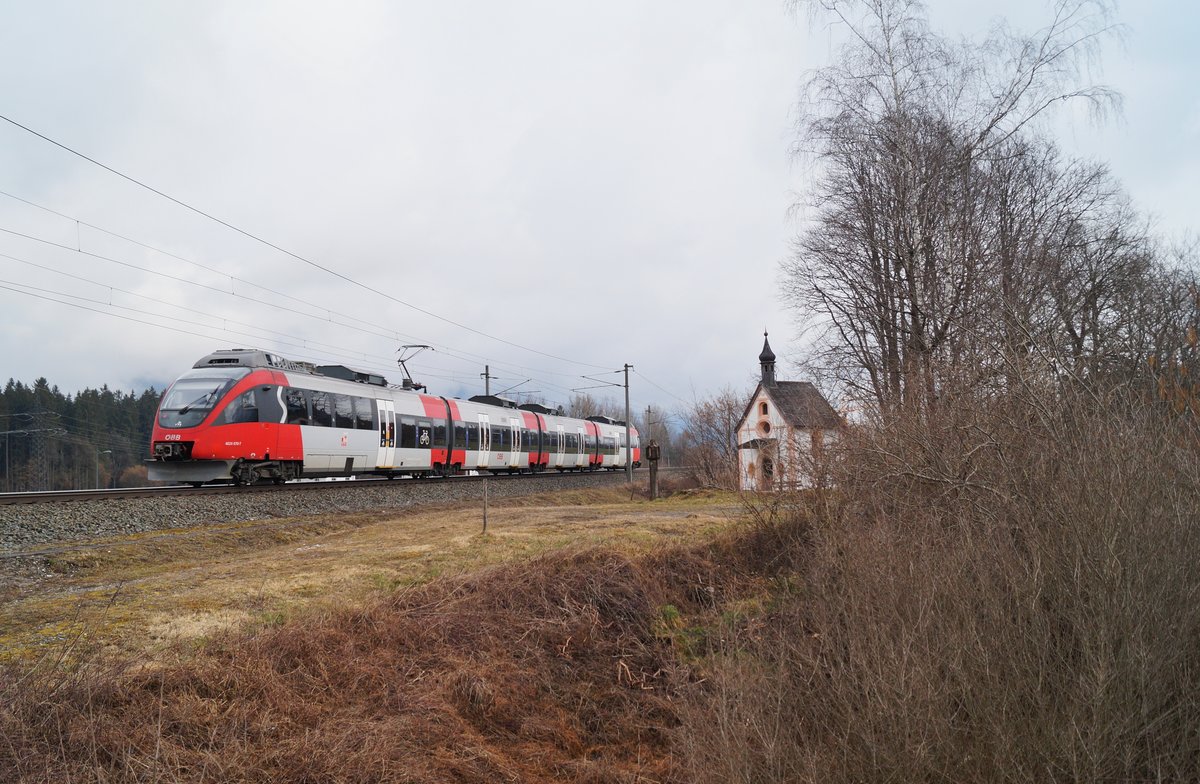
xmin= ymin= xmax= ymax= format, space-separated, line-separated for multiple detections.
xmin=147 ymin=349 xmax=640 ymax=486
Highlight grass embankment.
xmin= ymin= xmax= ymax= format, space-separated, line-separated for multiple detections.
xmin=1 ymin=487 xmax=733 ymax=664
xmin=2 ymin=483 xmax=781 ymax=782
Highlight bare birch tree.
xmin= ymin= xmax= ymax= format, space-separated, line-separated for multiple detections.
xmin=783 ymin=0 xmax=1121 ymax=418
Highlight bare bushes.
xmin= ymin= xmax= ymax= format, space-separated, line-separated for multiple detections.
xmin=679 ymin=389 xmax=1200 ymax=782
xmin=678 ymin=387 xmax=749 ymax=489
xmin=1 ymin=547 xmax=720 ymax=783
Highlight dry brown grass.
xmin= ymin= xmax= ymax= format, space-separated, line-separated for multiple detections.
xmin=676 ymin=390 xmax=1200 ymax=783
xmin=0 ymin=486 xmax=735 ymax=664
xmin=0 ymin=487 xmax=763 ymax=783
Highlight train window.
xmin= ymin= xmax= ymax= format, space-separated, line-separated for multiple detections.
xmin=311 ymin=391 xmax=334 ymax=427
xmin=334 ymin=394 xmax=355 ymax=429
xmin=218 ymin=390 xmax=259 ymax=425
xmin=354 ymin=397 xmax=375 ymax=430
xmin=566 ymin=433 xmax=578 ymax=454
xmin=417 ymin=420 xmax=432 ymax=448
xmin=285 ymin=388 xmax=309 ymax=425
xmin=256 ymin=386 xmax=285 ymax=424
xmin=400 ymin=418 xmax=417 ymax=449
xmin=454 ymin=422 xmax=467 ymax=450
xmin=433 ymin=422 xmax=447 ymax=448
xmin=490 ymin=426 xmax=504 ymax=450
xmin=157 ymin=368 xmax=249 ymax=429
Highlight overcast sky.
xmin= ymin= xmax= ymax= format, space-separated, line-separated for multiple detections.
xmin=0 ymin=0 xmax=1195 ymax=421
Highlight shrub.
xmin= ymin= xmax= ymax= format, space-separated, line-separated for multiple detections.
xmin=678 ymin=387 xmax=1200 ymax=783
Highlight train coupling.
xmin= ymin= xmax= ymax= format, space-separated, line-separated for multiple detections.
xmin=153 ymin=441 xmax=194 ymax=460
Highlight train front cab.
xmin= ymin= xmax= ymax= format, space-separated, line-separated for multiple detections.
xmin=149 ymin=366 xmax=302 ymax=485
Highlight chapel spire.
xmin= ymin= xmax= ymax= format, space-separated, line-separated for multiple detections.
xmin=759 ymin=332 xmax=776 ymax=386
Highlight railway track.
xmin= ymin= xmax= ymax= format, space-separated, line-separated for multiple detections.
xmin=0 ymin=468 xmax=643 ymax=507
xmin=0 ymin=468 xmax=681 ymax=559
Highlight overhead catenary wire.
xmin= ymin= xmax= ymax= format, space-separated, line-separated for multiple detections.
xmin=0 ymin=234 xmax=586 ymax=397
xmin=633 ymin=370 xmax=689 ymax=406
xmin=0 ymin=190 xmax=610 ymax=385
xmin=0 ymin=113 xmax=615 ymax=371
xmin=0 ymin=187 xmax=383 ymax=331
xmin=0 ymin=250 xmax=425 ymax=365
xmin=0 ymin=277 xmax=583 ymax=400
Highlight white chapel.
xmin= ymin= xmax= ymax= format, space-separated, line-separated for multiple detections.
xmin=736 ymin=334 xmax=842 ymax=491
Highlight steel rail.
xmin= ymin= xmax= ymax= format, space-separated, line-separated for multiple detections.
xmin=0 ymin=468 xmax=647 ymax=506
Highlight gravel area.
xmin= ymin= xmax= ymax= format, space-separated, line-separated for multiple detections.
xmin=0 ymin=471 xmax=641 ymax=553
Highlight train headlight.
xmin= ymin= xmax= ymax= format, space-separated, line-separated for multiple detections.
xmin=153 ymin=441 xmax=194 ymax=460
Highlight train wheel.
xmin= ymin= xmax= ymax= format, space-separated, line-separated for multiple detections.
xmin=189 ymin=482 xmax=204 ymax=488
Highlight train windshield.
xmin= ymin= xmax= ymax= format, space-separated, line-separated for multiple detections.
xmin=158 ymin=368 xmax=250 ymax=429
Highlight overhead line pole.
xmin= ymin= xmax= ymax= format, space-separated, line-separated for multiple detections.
xmin=624 ymin=363 xmax=633 ymax=484
xmin=573 ymin=366 xmax=634 ymax=482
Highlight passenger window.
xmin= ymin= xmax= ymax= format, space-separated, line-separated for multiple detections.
xmin=285 ymin=388 xmax=309 ymax=425
xmin=334 ymin=394 xmax=355 ymax=429
xmin=311 ymin=391 xmax=334 ymax=427
xmin=400 ymin=418 xmax=417 ymax=449
xmin=355 ymin=397 xmax=375 ymax=430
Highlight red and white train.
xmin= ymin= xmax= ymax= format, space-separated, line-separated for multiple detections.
xmin=148 ymin=349 xmax=640 ymax=486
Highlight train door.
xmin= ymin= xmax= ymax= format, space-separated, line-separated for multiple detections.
xmin=478 ymin=413 xmax=490 ymax=469
xmin=556 ymin=425 xmax=565 ymax=468
xmin=256 ymin=386 xmax=282 ymax=461
xmin=377 ymin=399 xmax=396 ymax=469
xmin=575 ymin=427 xmax=586 ymax=469
xmin=509 ymin=417 xmax=520 ymax=469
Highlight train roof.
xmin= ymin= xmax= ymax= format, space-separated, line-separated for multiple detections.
xmin=192 ymin=349 xmax=307 ymax=373
xmin=315 ymin=365 xmax=388 ymax=387
xmin=517 ymin=402 xmax=564 ymax=416
xmin=468 ymin=394 xmax=519 ymax=409
xmin=586 ymin=415 xmax=628 ymax=427
xmin=191 ymin=349 xmax=389 ymax=387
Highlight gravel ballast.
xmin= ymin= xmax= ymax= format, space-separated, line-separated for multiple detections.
xmin=0 ymin=471 xmax=640 ymax=553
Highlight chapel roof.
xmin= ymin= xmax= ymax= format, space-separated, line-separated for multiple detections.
xmin=743 ymin=380 xmax=842 ymax=431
